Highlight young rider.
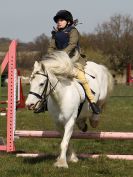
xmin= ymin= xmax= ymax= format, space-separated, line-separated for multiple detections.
xmin=36 ymin=10 xmax=100 ymax=115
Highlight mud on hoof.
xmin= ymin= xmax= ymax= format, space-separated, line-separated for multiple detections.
xmin=89 ymin=114 xmax=100 ymax=128
xmin=54 ymin=159 xmax=68 ymax=168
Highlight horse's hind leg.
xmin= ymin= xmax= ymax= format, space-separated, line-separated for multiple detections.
xmin=54 ymin=118 xmax=75 ymax=168
xmin=89 ymin=113 xmax=100 ymax=128
xmin=76 ymin=116 xmax=88 ymax=132
xmin=89 ymin=98 xmax=107 ymax=128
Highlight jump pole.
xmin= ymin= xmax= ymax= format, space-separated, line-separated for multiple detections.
xmin=16 ymin=153 xmax=133 ymax=161
xmin=15 ymin=130 xmax=133 ymax=140
xmin=15 ymin=130 xmax=133 ymax=160
xmin=17 ymin=70 xmax=25 ymax=108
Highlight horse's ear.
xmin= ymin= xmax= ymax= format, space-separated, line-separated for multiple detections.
xmin=34 ymin=61 xmax=39 ymax=68
xmin=41 ymin=63 xmax=45 ymax=71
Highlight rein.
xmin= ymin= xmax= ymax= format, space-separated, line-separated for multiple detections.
xmin=74 ymin=65 xmax=95 ymax=79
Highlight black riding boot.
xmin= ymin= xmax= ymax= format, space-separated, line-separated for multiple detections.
xmin=90 ymin=102 xmax=100 ymax=114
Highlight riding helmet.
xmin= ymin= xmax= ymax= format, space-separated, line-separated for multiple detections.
xmin=53 ymin=10 xmax=73 ymax=23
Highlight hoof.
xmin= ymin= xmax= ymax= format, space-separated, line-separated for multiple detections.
xmin=68 ymin=156 xmax=79 ymax=163
xmin=82 ymin=123 xmax=88 ymax=132
xmin=76 ymin=120 xmax=88 ymax=132
xmin=54 ymin=159 xmax=68 ymax=168
xmin=67 ymin=151 xmax=79 ymax=163
xmin=89 ymin=114 xmax=100 ymax=128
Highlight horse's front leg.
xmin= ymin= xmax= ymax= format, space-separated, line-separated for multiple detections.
xmin=54 ymin=118 xmax=75 ymax=168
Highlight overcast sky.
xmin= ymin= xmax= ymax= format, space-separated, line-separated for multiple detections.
xmin=0 ymin=0 xmax=133 ymax=42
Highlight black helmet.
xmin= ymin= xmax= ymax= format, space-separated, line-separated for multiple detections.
xmin=53 ymin=10 xmax=73 ymax=23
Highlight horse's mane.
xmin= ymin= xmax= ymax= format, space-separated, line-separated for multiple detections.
xmin=41 ymin=51 xmax=74 ymax=78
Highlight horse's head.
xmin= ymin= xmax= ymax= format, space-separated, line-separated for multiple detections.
xmin=26 ymin=61 xmax=49 ymax=111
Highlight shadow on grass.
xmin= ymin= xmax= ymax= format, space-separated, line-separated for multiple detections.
xmin=20 ymin=154 xmax=57 ymax=164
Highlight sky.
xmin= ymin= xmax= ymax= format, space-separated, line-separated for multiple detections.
xmin=0 ymin=0 xmax=133 ymax=42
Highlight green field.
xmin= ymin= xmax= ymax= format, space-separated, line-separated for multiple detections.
xmin=0 ymin=84 xmax=133 ymax=177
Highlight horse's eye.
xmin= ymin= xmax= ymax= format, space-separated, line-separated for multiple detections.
xmin=39 ymin=83 xmax=44 ymax=86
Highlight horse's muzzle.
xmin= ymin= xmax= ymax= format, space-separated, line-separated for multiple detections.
xmin=27 ymin=104 xmax=35 ymax=110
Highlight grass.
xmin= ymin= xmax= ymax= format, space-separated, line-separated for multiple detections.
xmin=0 ymin=84 xmax=133 ymax=177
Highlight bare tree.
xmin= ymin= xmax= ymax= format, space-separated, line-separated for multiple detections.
xmin=33 ymin=33 xmax=49 ymax=59
xmin=94 ymin=14 xmax=133 ymax=73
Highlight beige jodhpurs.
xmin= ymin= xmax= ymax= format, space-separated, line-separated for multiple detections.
xmin=74 ymin=66 xmax=95 ymax=102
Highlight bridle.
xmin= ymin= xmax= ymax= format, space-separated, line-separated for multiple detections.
xmin=29 ymin=72 xmax=49 ymax=100
xmin=29 ymin=71 xmax=58 ymax=107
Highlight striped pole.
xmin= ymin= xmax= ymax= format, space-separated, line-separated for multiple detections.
xmin=15 ymin=130 xmax=133 ymax=140
xmin=16 ymin=153 xmax=133 ymax=161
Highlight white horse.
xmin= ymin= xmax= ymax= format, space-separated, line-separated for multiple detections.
xmin=26 ymin=51 xmax=113 ymax=168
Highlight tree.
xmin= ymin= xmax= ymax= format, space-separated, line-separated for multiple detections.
xmin=33 ymin=33 xmax=49 ymax=59
xmin=94 ymin=14 xmax=133 ymax=73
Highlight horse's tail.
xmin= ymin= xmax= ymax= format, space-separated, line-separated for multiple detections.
xmin=106 ymin=68 xmax=114 ymax=96
xmin=98 ymin=65 xmax=114 ymax=108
